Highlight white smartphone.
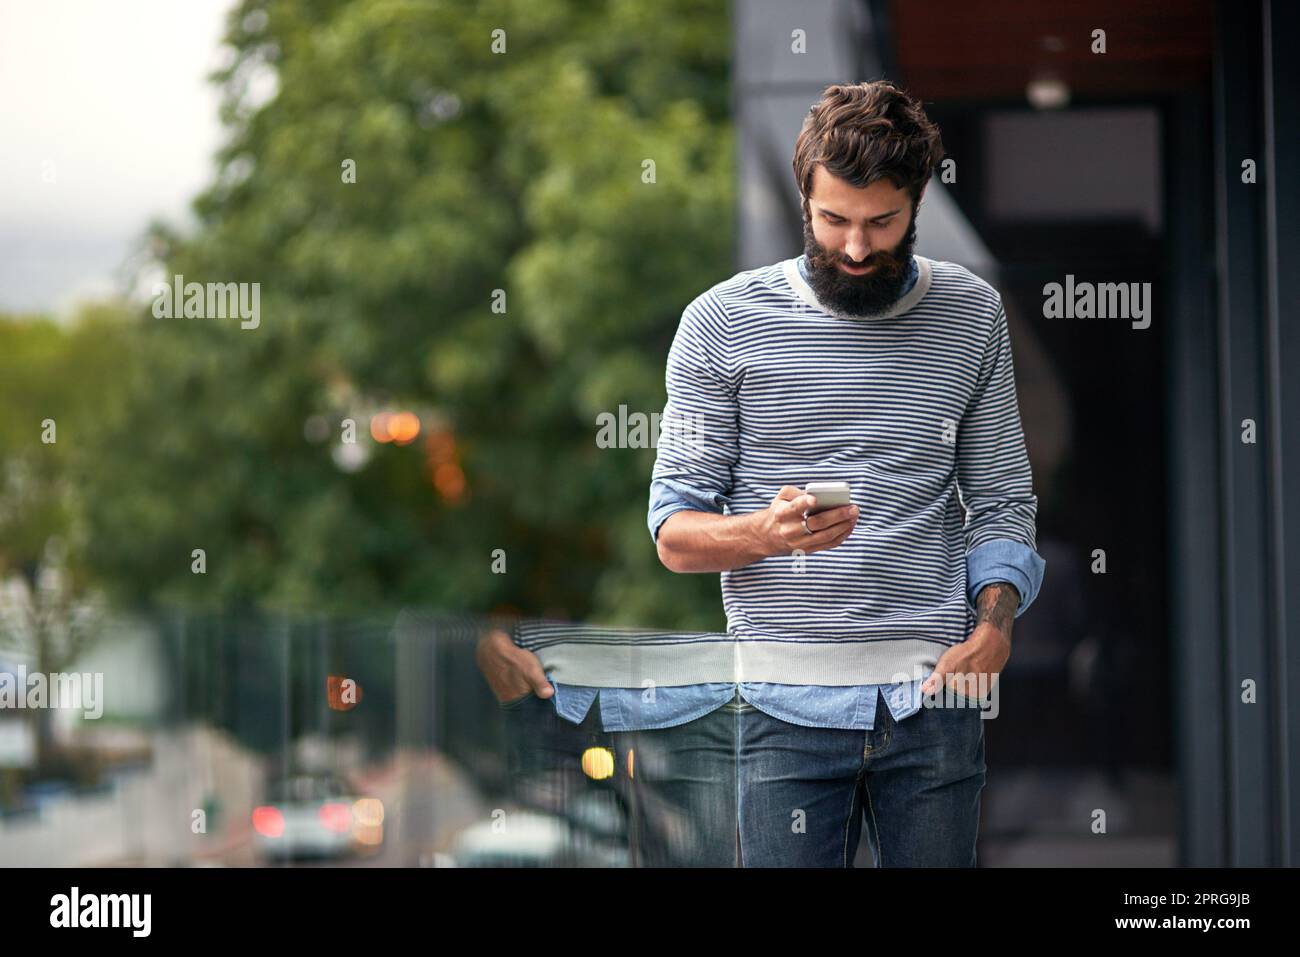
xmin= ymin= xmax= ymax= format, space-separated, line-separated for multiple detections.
xmin=804 ymin=481 xmax=852 ymax=516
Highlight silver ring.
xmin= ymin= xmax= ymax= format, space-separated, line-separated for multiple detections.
xmin=802 ymin=516 xmax=812 ymax=535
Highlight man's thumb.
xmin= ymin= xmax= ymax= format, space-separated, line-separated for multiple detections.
xmin=520 ymin=656 xmax=554 ymax=697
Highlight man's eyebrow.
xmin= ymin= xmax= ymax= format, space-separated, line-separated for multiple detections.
xmin=818 ymin=206 xmax=901 ymax=222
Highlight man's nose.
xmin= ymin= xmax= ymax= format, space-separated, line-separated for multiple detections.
xmin=844 ymin=231 xmax=872 ymax=263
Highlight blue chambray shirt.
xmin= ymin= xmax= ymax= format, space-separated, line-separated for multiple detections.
xmin=542 ymin=255 xmax=1045 ymax=732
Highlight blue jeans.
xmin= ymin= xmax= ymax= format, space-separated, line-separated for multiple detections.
xmin=499 ymin=688 xmax=985 ymax=867
xmin=734 ymin=689 xmax=987 ymax=867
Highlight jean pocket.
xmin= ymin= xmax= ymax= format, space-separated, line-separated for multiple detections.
xmin=945 ymin=689 xmax=990 ymax=717
xmin=924 ymin=685 xmax=986 ymax=718
xmin=498 ymin=690 xmax=535 ymax=710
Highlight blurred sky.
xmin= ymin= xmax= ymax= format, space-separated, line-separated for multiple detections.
xmin=0 ymin=0 xmax=235 ymax=316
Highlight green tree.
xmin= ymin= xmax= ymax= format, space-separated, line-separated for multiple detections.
xmin=77 ymin=0 xmax=735 ymax=631
xmin=0 ymin=305 xmax=133 ymax=774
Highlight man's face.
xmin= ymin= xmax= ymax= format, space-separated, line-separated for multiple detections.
xmin=801 ymin=165 xmax=919 ymax=317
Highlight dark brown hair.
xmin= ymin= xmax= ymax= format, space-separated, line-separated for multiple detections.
xmin=792 ymin=81 xmax=944 ymax=216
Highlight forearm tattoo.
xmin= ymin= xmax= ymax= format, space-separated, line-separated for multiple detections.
xmin=976 ymin=582 xmax=1020 ymax=637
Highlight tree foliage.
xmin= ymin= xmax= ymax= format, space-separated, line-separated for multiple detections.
xmin=65 ymin=0 xmax=736 ymax=631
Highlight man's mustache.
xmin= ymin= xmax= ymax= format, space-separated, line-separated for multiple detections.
xmin=815 ymin=250 xmax=905 ymax=273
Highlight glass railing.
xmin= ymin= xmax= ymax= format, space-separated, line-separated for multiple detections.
xmin=0 ymin=610 xmax=1172 ymax=867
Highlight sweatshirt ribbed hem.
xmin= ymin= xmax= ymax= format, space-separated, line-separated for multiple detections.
xmin=515 ymin=620 xmax=953 ymax=687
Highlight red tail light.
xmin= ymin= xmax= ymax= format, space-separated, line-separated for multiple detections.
xmin=318 ymin=802 xmax=352 ymax=833
xmin=252 ymin=806 xmax=285 ymax=838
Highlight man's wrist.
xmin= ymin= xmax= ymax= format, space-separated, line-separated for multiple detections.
xmin=740 ymin=511 xmax=775 ymax=563
xmin=974 ymin=581 xmax=1020 ymax=638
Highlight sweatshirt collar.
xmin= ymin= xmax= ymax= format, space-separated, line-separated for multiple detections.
xmin=785 ymin=254 xmax=931 ymax=320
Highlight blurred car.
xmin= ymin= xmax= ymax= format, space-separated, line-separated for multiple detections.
xmin=449 ymin=811 xmax=574 ymax=867
xmin=252 ymin=771 xmax=380 ymax=862
xmin=448 ymin=801 xmax=628 ymax=868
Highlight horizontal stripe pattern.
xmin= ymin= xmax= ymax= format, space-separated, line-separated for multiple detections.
xmin=643 ymin=254 xmax=1038 ymax=683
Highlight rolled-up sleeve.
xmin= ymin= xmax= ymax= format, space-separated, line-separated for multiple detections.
xmin=649 ymin=477 xmax=732 ymax=544
xmin=966 ymin=539 xmax=1046 ymax=617
xmin=957 ymin=298 xmax=1046 ymax=614
xmin=648 ymin=290 xmax=739 ymax=545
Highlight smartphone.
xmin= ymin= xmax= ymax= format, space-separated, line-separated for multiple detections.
xmin=804 ymin=481 xmax=852 ymax=516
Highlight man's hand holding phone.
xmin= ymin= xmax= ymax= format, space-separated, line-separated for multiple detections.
xmin=755 ymin=483 xmax=858 ymax=556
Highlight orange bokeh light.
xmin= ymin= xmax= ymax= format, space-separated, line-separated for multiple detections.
xmin=387 ymin=412 xmax=420 ymax=445
xmin=370 ymin=411 xmax=421 ymax=445
xmin=327 ymin=675 xmax=362 ymax=711
xmin=424 ymin=429 xmax=455 ymax=464
xmin=433 ymin=462 xmax=465 ymax=500
xmin=581 ymin=747 xmax=615 ymax=781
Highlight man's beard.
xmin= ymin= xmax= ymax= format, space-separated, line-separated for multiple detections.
xmin=801 ymin=208 xmax=917 ymax=318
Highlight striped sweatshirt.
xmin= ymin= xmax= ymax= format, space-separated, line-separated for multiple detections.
xmin=513 ymin=254 xmax=1044 ymax=695
xmin=640 ymin=252 xmax=1041 ymax=687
